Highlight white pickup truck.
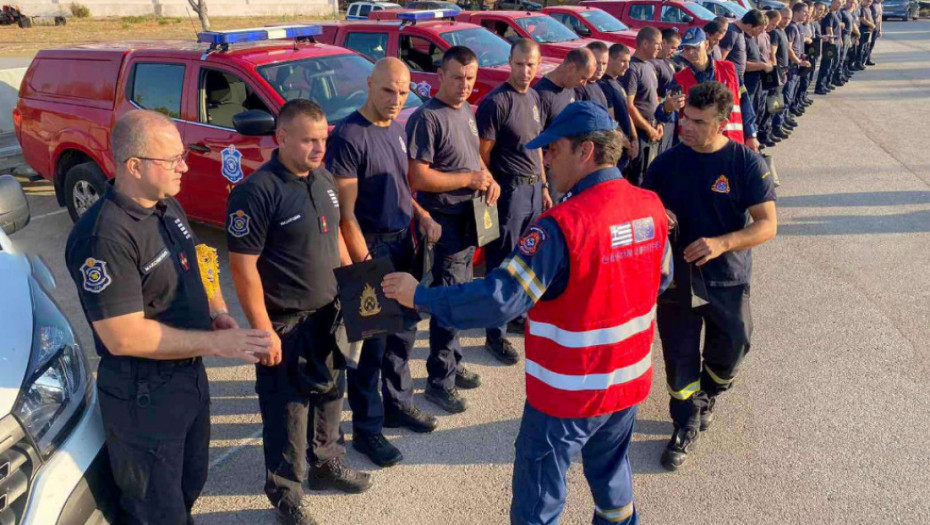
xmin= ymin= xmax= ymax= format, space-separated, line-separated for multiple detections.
xmin=0 ymin=174 xmax=116 ymax=524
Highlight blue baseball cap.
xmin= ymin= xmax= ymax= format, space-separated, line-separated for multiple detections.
xmin=681 ymin=27 xmax=707 ymax=47
xmin=526 ymin=101 xmax=618 ymax=149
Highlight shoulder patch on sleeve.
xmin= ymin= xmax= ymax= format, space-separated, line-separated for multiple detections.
xmin=518 ymin=225 xmax=549 ymax=257
xmin=80 ymin=258 xmax=112 ymax=293
xmin=228 ymin=210 xmax=251 ymax=238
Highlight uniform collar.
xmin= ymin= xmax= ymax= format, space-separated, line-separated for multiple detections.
xmin=269 ymin=149 xmax=317 ymax=185
xmin=689 ymin=57 xmax=716 ymax=78
xmin=560 ymin=167 xmax=623 ymax=203
xmin=106 ymin=180 xmax=167 ymax=221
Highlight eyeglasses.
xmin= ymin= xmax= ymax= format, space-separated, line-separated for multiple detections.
xmin=124 ymin=150 xmax=190 ymax=170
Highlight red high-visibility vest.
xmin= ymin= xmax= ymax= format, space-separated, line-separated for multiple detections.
xmin=675 ymin=60 xmax=745 ymax=143
xmin=524 ymin=178 xmax=668 ymax=419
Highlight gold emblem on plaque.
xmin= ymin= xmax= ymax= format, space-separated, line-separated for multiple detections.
xmin=359 ymin=283 xmax=381 ymax=317
xmin=195 ymin=244 xmax=219 ymax=300
xmin=483 ymin=208 xmax=493 ymax=230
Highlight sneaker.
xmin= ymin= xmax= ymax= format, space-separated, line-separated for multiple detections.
xmin=276 ymin=502 xmax=318 ymax=525
xmin=424 ymin=385 xmax=468 ymax=413
xmin=352 ymin=431 xmax=403 ymax=467
xmin=485 ymin=338 xmax=520 ymax=365
xmin=384 ymin=405 xmax=438 ymax=433
xmin=307 ymin=458 xmax=372 ymax=494
xmin=660 ymin=426 xmax=699 ymax=471
xmin=455 ymin=367 xmax=482 ymax=389
xmin=700 ymin=397 xmax=717 ymax=431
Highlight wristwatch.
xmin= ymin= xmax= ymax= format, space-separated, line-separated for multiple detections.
xmin=542 ymin=182 xmax=551 ymax=190
xmin=210 ymin=309 xmax=230 ymax=321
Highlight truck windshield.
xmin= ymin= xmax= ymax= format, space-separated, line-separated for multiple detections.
xmin=257 ymin=53 xmax=423 ymax=123
xmin=579 ymin=10 xmax=630 ymax=32
xmin=516 ymin=15 xmax=580 ymax=43
xmin=688 ymin=3 xmax=717 ymax=21
xmin=440 ymin=28 xmax=511 ymax=67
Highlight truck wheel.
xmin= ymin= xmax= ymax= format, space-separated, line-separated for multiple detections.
xmin=64 ymin=162 xmax=107 ymax=222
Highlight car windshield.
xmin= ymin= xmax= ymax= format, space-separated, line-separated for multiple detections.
xmin=440 ymin=27 xmax=511 ymax=67
xmin=579 ymin=9 xmax=630 ymax=32
xmin=516 ymin=15 xmax=580 ymax=43
xmin=688 ymin=2 xmax=717 ymax=20
xmin=258 ymin=54 xmax=423 ymax=123
xmin=726 ymin=2 xmax=749 ymax=16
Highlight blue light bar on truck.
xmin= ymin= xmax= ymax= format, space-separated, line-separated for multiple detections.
xmin=197 ymin=25 xmax=323 ymax=45
xmin=396 ymin=9 xmax=461 ymax=21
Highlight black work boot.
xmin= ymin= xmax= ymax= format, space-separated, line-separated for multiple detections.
xmin=352 ymin=431 xmax=403 ymax=468
xmin=454 ymin=366 xmax=482 ymax=389
xmin=276 ymin=502 xmax=318 ymax=525
xmin=700 ymin=396 xmax=717 ymax=431
xmin=660 ymin=426 xmax=700 ymax=471
xmin=307 ymin=458 xmax=372 ymax=493
xmin=424 ymin=385 xmax=468 ymax=413
xmin=507 ymin=316 xmax=526 ymax=334
xmin=485 ymin=337 xmax=520 ymax=365
xmin=384 ymin=405 xmax=438 ymax=433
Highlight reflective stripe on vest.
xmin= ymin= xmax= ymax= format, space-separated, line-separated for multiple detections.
xmin=526 ymin=352 xmax=651 ymax=392
xmin=528 ymin=305 xmax=656 ymax=349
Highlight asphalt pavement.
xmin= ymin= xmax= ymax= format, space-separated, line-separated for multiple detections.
xmin=7 ymin=20 xmax=930 ymax=525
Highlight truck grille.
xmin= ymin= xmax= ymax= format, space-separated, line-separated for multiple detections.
xmin=0 ymin=415 xmax=38 ymax=525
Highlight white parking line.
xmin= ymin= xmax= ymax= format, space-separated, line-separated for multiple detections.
xmin=32 ymin=209 xmax=67 ymax=221
xmin=209 ymin=427 xmax=264 ymax=470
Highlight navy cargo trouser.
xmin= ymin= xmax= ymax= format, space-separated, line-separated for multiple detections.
xmin=511 ymin=402 xmax=640 ymax=525
xmin=96 ymin=356 xmax=210 ymax=525
xmin=484 ymin=178 xmax=543 ymax=343
xmin=258 ymin=303 xmax=346 ymax=510
xmin=817 ymin=41 xmax=838 ymax=89
xmin=657 ymin=284 xmax=753 ymax=430
xmin=347 ymin=230 xmax=418 ymax=435
xmin=428 ymin=211 xmax=476 ymax=390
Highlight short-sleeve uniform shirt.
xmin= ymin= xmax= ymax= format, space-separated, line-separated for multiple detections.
xmin=226 ymin=151 xmax=341 ymax=313
xmin=475 ymin=82 xmax=543 ymax=181
xmin=822 ymin=11 xmax=841 ymax=40
xmin=771 ymin=28 xmax=790 ymax=69
xmin=785 ymin=22 xmax=804 ymax=59
xmin=643 ymin=141 xmax=776 ymax=286
xmin=326 ymin=110 xmax=412 ymax=233
xmin=621 ymin=56 xmax=659 ymax=121
xmin=534 ymin=76 xmax=576 ymax=129
xmin=65 ymin=186 xmax=211 ymax=357
xmin=597 ymin=74 xmax=634 ymax=140
xmin=719 ymin=24 xmax=748 ymax=78
xmin=573 ymin=81 xmax=609 ymax=109
xmin=405 ymin=97 xmax=482 ymax=215
xmin=650 ymin=57 xmax=678 ymax=98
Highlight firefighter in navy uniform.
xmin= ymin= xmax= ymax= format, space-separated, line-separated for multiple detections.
xmin=384 ymin=102 xmax=673 ymax=525
xmin=65 ymin=110 xmax=272 ymax=525
xmin=226 ymin=99 xmax=372 ymax=525
xmin=327 ymin=58 xmax=442 ymax=468
xmin=643 ymin=82 xmax=777 ymax=471
xmin=406 ymin=46 xmax=501 ymax=414
xmin=476 ymin=39 xmax=552 ymax=363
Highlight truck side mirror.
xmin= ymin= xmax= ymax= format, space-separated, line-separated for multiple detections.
xmin=233 ymin=110 xmax=277 ymax=136
xmin=0 ymin=174 xmax=30 ymax=236
xmin=577 ymin=25 xmax=591 ymax=36
xmin=682 ymin=14 xmax=694 ymax=23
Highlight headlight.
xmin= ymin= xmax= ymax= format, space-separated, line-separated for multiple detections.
xmin=13 ymin=278 xmax=91 ymax=459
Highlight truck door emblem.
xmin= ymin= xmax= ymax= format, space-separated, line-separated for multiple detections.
xmin=221 ymin=145 xmax=244 ymax=184
xmin=415 ymin=81 xmax=432 ymax=98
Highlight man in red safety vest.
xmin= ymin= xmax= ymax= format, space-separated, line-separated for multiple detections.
xmin=383 ymin=101 xmax=672 ymax=525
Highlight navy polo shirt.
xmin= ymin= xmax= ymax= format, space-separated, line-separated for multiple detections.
xmin=643 ymin=141 xmax=776 ymax=286
xmin=621 ymin=56 xmax=659 ymax=122
xmin=326 ymin=110 xmax=412 ymax=233
xmin=475 ymin=81 xmax=544 ymax=181
xmin=719 ymin=24 xmax=748 ymax=78
xmin=65 ymin=184 xmax=211 ymax=357
xmin=574 ymin=81 xmax=609 ymax=109
xmin=226 ymin=151 xmax=341 ymax=313
xmin=405 ymin=97 xmax=482 ymax=215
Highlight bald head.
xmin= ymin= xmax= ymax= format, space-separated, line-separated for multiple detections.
xmin=364 ymin=57 xmax=413 ymax=123
xmin=112 ymin=110 xmax=177 ymax=166
xmin=554 ymin=47 xmax=596 ymax=89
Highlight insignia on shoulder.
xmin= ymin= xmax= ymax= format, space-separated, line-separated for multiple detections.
xmin=80 ymin=257 xmax=112 ymax=294
xmin=228 ymin=210 xmax=250 ymax=238
xmin=359 ymin=283 xmax=382 ymax=318
xmin=711 ymin=175 xmax=730 ymax=194
xmin=196 ymin=244 xmax=219 ymax=300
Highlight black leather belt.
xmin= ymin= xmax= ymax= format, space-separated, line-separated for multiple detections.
xmin=364 ymin=227 xmax=409 ymax=244
xmin=507 ymin=175 xmax=538 ymax=186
